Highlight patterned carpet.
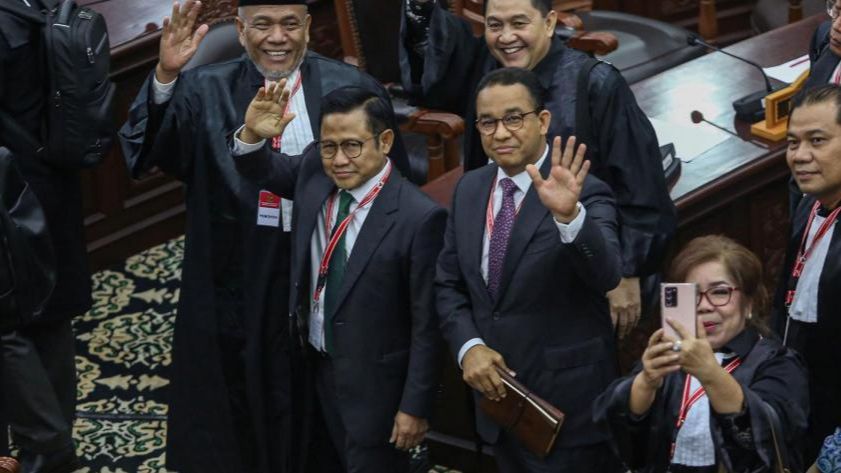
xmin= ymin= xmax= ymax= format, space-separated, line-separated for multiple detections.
xmin=71 ymin=237 xmax=458 ymax=472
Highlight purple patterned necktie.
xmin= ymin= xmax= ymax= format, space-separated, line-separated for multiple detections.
xmin=487 ymin=178 xmax=518 ymax=299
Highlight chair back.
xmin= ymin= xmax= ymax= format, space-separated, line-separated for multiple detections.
xmin=184 ymin=19 xmax=244 ymax=71
xmin=333 ymin=0 xmax=403 ymax=83
xmin=182 ymin=0 xmax=242 ymax=71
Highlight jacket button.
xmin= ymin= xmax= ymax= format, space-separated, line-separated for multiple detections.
xmin=492 ymin=311 xmax=500 ymax=320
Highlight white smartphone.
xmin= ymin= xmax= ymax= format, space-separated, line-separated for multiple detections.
xmin=660 ymin=283 xmax=697 ymax=340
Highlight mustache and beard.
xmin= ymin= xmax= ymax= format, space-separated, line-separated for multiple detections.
xmin=246 ymin=48 xmax=305 ymax=81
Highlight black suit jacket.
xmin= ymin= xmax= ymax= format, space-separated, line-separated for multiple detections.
xmin=235 ymin=144 xmax=445 ymax=447
xmin=435 ymin=156 xmax=622 ymax=448
xmin=805 ymin=21 xmax=839 ymax=90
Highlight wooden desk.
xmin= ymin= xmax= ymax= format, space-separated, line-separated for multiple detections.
xmin=421 ymin=14 xmax=825 ymax=471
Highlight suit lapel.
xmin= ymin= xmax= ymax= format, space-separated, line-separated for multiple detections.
xmin=494 ymin=157 xmax=551 ymax=306
xmin=296 ymin=170 xmax=334 ymax=293
xmin=300 ymin=53 xmax=322 ymax=138
xmin=465 ymin=166 xmax=496 ymax=305
xmin=330 ymin=171 xmax=400 ymax=315
xmin=812 ymin=50 xmax=840 ymax=85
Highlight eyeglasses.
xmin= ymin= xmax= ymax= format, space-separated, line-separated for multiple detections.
xmin=696 ymin=285 xmax=740 ymax=307
xmin=475 ymin=110 xmax=540 ymax=136
xmin=828 ymin=0 xmax=839 ymax=19
xmin=317 ymin=136 xmax=376 ymax=159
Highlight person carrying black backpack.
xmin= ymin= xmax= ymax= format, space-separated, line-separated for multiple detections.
xmin=0 ymin=0 xmax=110 ymax=470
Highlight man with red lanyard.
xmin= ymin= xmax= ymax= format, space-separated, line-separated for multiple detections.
xmin=118 ymin=0 xmax=413 ymax=471
xmin=233 ymin=84 xmax=445 ymax=472
xmin=775 ymin=84 xmax=841 ymax=465
xmin=435 ymin=67 xmax=623 ymax=472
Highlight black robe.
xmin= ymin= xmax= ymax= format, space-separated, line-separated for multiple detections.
xmin=399 ymin=5 xmax=676 ymax=277
xmin=594 ymin=329 xmax=809 ymax=473
xmin=118 ymin=52 xmax=410 ymax=473
xmin=772 ymin=195 xmax=841 ymax=464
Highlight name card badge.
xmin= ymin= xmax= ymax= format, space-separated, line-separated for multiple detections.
xmin=257 ymin=190 xmax=281 ymax=228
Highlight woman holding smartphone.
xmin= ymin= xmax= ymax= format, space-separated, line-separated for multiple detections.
xmin=594 ymin=235 xmax=810 ymax=473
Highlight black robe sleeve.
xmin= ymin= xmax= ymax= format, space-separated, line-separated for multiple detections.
xmin=588 ymin=65 xmax=677 ymax=276
xmin=398 ymin=2 xmax=486 ymax=114
xmin=230 ymin=141 xmax=313 ymax=200
xmin=118 ymin=72 xmax=196 ymax=181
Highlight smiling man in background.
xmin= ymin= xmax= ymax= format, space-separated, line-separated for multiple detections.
xmin=118 ymin=1 xmax=410 ymax=471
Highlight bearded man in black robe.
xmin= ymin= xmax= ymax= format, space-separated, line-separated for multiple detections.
xmin=400 ymin=0 xmax=676 ymax=334
xmin=118 ymin=1 xmax=411 ymax=471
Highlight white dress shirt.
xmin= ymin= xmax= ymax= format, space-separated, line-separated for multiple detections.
xmin=457 ymin=146 xmax=587 ymax=366
xmin=672 ymin=352 xmax=733 ymax=467
xmin=157 ymin=68 xmax=314 ymax=231
xmin=307 ymin=161 xmax=391 ymax=351
xmin=789 ymin=213 xmax=835 ymax=324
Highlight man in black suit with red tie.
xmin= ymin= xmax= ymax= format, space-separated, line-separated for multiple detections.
xmin=435 ymin=67 xmax=623 ymax=472
xmin=233 ymin=84 xmax=445 ymax=473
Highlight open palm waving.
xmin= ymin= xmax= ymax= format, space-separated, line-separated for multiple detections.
xmin=156 ymin=0 xmax=210 ymax=83
xmin=526 ymin=136 xmax=590 ymax=223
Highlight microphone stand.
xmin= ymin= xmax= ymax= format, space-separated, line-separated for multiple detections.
xmin=687 ymin=34 xmax=784 ymax=123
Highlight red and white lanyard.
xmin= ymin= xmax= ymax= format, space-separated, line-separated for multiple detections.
xmin=485 ymin=177 xmax=525 ymax=237
xmin=669 ymin=357 xmax=742 ymax=461
xmin=265 ymin=71 xmax=303 ymax=151
xmin=833 ymin=62 xmax=841 ymax=85
xmin=784 ymin=201 xmax=841 ymax=308
xmin=312 ymin=161 xmax=393 ymax=304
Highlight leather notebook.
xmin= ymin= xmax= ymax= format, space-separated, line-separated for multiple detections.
xmin=478 ymin=367 xmax=565 ymax=459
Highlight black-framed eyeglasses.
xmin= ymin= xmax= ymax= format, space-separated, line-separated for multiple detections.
xmin=828 ymin=0 xmax=839 ymax=19
xmin=475 ymin=110 xmax=540 ymax=136
xmin=317 ymin=136 xmax=376 ymax=159
xmin=696 ymin=285 xmax=740 ymax=307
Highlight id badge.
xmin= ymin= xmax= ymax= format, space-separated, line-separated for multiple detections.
xmin=257 ymin=190 xmax=281 ymax=228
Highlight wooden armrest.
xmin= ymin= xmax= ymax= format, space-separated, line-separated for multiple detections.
xmin=568 ymin=31 xmax=619 ymax=56
xmin=404 ymin=110 xmax=466 ymax=139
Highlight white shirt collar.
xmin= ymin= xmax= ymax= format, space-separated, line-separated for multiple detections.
xmin=494 ymin=144 xmax=549 ymax=192
xmin=343 ymin=158 xmax=391 ymax=203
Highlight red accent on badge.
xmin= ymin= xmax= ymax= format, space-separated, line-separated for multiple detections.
xmin=259 ymin=190 xmax=281 ymax=208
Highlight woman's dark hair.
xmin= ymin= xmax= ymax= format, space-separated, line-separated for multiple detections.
xmin=320 ymin=86 xmax=393 ymax=138
xmin=668 ymin=235 xmax=770 ymax=336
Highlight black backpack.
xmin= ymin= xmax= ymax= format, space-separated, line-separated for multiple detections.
xmin=0 ymin=149 xmax=55 ymax=332
xmin=0 ymin=0 xmax=115 ymax=169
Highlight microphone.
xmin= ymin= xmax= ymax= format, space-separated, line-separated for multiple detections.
xmin=686 ymin=34 xmax=783 ymax=123
xmin=690 ymin=110 xmax=742 ymax=140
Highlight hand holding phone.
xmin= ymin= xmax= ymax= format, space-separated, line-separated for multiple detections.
xmin=660 ymin=283 xmax=697 ymax=341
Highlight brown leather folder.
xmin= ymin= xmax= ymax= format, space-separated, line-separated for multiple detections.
xmin=478 ymin=367 xmax=565 ymax=458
